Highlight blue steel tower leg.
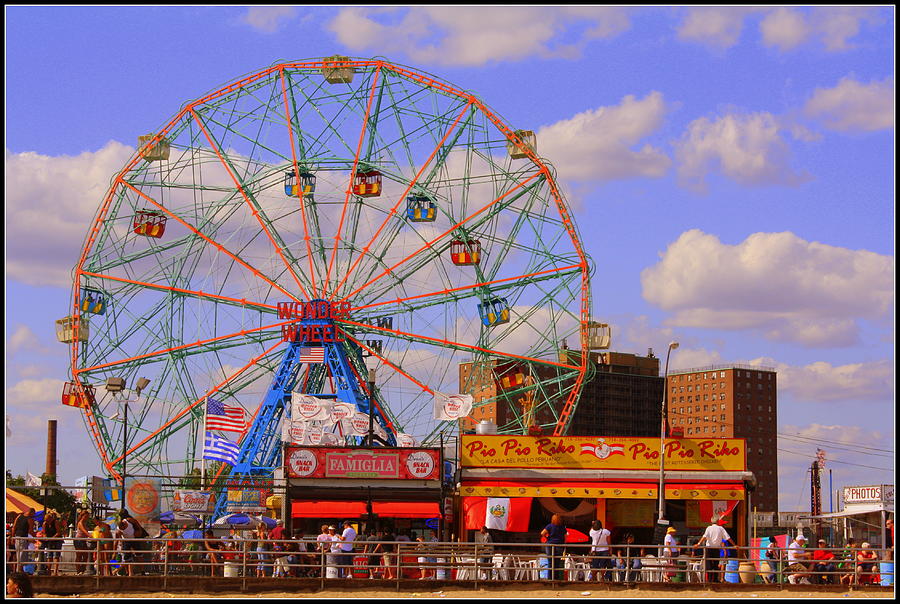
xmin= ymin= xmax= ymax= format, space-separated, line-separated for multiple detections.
xmin=211 ymin=340 xmax=306 ymax=519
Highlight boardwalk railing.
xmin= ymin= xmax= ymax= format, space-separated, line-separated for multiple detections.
xmin=9 ymin=538 xmax=893 ymax=587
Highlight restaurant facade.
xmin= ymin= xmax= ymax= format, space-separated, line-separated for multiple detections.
xmin=457 ymin=434 xmax=756 ymax=545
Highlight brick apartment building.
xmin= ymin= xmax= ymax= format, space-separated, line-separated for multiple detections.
xmin=459 ymin=349 xmax=663 ymax=437
xmin=666 ymin=364 xmax=779 ymax=512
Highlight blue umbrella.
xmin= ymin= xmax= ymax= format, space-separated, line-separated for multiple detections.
xmin=214 ymin=513 xmax=277 ymax=529
xmin=181 ymin=529 xmax=204 ymax=540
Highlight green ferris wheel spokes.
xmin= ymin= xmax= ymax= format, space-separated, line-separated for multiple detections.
xmin=65 ymin=57 xmax=592 ymax=489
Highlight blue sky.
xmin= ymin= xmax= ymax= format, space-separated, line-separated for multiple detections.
xmin=5 ymin=6 xmax=894 ymax=513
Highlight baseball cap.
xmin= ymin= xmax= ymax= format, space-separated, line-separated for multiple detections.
xmin=328 ymin=525 xmax=336 ymax=530
xmin=796 ymin=534 xmax=807 ymax=541
xmin=667 ymin=527 xmax=676 ymax=533
xmin=276 ymin=519 xmax=283 ymax=525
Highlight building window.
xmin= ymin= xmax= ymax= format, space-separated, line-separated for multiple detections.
xmin=721 ymin=414 xmax=726 ymax=421
xmin=711 ymin=426 xmax=717 ymax=433
xmin=704 ymin=426 xmax=708 ymax=433
xmin=720 ymin=372 xmax=725 ymax=378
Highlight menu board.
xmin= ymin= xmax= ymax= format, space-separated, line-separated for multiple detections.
xmin=607 ymin=499 xmax=655 ymax=527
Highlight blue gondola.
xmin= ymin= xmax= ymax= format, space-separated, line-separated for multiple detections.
xmin=284 ymin=170 xmax=316 ymax=198
xmin=406 ymin=195 xmax=436 ymax=222
xmin=478 ymin=297 xmax=510 ymax=327
xmin=80 ymin=288 xmax=108 ymax=315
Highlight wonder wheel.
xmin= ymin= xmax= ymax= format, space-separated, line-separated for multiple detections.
xmin=59 ymin=57 xmax=595 ymax=502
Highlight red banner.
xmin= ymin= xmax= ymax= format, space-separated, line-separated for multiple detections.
xmin=285 ymin=446 xmax=440 ymax=480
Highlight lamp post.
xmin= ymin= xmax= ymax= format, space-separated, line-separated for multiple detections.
xmin=656 ymin=341 xmax=679 ymax=525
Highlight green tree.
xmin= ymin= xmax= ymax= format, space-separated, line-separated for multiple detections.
xmin=6 ymin=472 xmax=77 ymax=520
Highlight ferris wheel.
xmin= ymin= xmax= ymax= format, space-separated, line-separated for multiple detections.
xmin=59 ymin=57 xmax=596 ymax=495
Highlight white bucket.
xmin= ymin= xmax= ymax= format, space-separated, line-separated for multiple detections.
xmin=224 ymin=562 xmax=238 ymax=578
xmin=325 ymin=554 xmax=340 ymax=578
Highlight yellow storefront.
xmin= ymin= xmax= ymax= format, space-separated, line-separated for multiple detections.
xmin=458 ymin=435 xmax=755 ymax=545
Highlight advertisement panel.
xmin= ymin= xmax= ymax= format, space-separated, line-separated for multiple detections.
xmin=226 ymin=489 xmax=266 ymax=514
xmin=173 ymin=490 xmax=215 ymax=514
xmin=285 ymin=446 xmax=440 ymax=480
xmin=124 ymin=477 xmax=162 ymax=523
xmin=460 ymin=435 xmax=746 ymax=471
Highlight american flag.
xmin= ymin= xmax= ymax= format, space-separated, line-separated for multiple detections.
xmin=299 ymin=346 xmax=326 ymax=364
xmin=206 ymin=398 xmax=247 ymax=433
xmin=203 ymin=432 xmax=240 ymax=466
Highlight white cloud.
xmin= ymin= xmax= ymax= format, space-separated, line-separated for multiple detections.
xmin=8 ymin=325 xmax=49 ymax=354
xmin=641 ymin=230 xmax=894 ymax=347
xmin=674 ymin=112 xmax=809 ymax=193
xmin=537 ymin=92 xmax=671 ymax=183
xmin=241 ymin=6 xmax=298 ymax=33
xmin=752 ymin=357 xmax=893 ymax=404
xmin=676 ymin=7 xmax=758 ymax=49
xmin=326 ymin=7 xmax=630 ymax=67
xmin=812 ymin=7 xmax=877 ymax=52
xmin=760 ymin=7 xmax=811 ymax=51
xmin=6 ymin=377 xmax=64 ymax=408
xmin=803 ymin=77 xmax=894 ymax=133
xmin=5 ymin=142 xmax=136 ymax=287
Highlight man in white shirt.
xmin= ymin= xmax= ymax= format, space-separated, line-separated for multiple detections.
xmin=786 ymin=533 xmax=812 ymax=584
xmin=589 ymin=520 xmax=612 ymax=581
xmin=695 ymin=515 xmax=731 ymax=583
xmin=339 ymin=520 xmax=357 ymax=578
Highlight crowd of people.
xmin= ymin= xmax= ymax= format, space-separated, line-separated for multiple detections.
xmin=7 ymin=505 xmax=893 ymax=586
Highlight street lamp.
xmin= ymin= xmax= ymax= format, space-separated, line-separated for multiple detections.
xmin=106 ymin=378 xmax=127 ymax=510
xmin=656 ymin=341 xmax=679 ymax=526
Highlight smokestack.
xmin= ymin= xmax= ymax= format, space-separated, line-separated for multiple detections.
xmin=46 ymin=419 xmax=58 ymax=479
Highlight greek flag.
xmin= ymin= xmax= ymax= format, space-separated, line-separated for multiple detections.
xmin=203 ymin=431 xmax=240 ymax=465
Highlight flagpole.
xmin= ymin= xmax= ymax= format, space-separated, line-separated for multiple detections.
xmin=202 ymin=397 xmax=208 ymax=490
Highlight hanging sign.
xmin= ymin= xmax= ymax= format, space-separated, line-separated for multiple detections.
xmin=461 ymin=435 xmax=746 ymax=471
xmin=286 ymin=446 xmax=440 ymax=480
xmin=292 ymin=394 xmax=333 ymax=421
xmin=433 ymin=392 xmax=473 ymax=421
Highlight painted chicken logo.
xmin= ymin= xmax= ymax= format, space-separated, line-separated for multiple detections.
xmin=580 ymin=438 xmax=625 ymax=460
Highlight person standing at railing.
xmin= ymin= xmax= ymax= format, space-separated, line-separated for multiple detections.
xmin=95 ymin=517 xmax=113 ymax=577
xmin=41 ymin=510 xmax=63 ymax=577
xmin=253 ymin=522 xmax=271 ymax=578
xmin=115 ymin=515 xmax=136 ymax=577
xmin=589 ymin=520 xmax=612 ymax=581
xmin=204 ymin=529 xmax=222 ymax=577
xmin=74 ymin=509 xmax=93 ymax=575
xmin=12 ymin=508 xmax=35 ymax=573
xmin=694 ymin=514 xmax=731 ymax=583
xmin=541 ymin=515 xmax=566 ymax=581
xmin=338 ymin=520 xmax=357 ymax=579
xmin=764 ymin=536 xmax=782 ymax=583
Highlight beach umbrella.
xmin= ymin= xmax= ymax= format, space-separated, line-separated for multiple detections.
xmin=181 ymin=529 xmax=204 ymax=540
xmin=214 ymin=513 xmax=278 ymax=529
xmin=157 ymin=511 xmax=201 ymax=526
xmin=564 ymin=528 xmax=590 ymax=543
xmin=541 ymin=528 xmax=590 ymax=544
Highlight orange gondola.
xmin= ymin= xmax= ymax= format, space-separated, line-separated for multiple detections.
xmin=61 ymin=381 xmax=96 ymax=408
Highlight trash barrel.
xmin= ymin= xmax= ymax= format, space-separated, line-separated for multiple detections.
xmin=671 ymin=558 xmax=687 ymax=582
xmin=724 ymin=559 xmax=740 ymax=583
xmin=352 ymin=556 xmax=369 ymax=579
xmin=224 ymin=561 xmax=238 ymax=577
xmin=881 ymin=562 xmax=894 ymax=586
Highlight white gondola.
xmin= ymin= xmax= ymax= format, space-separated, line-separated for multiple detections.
xmin=507 ymin=129 xmax=536 ymax=159
xmin=138 ymin=134 xmax=171 ymax=162
xmin=586 ymin=321 xmax=612 ymax=349
xmin=56 ymin=315 xmax=90 ymax=343
xmin=322 ymin=55 xmax=355 ymax=84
